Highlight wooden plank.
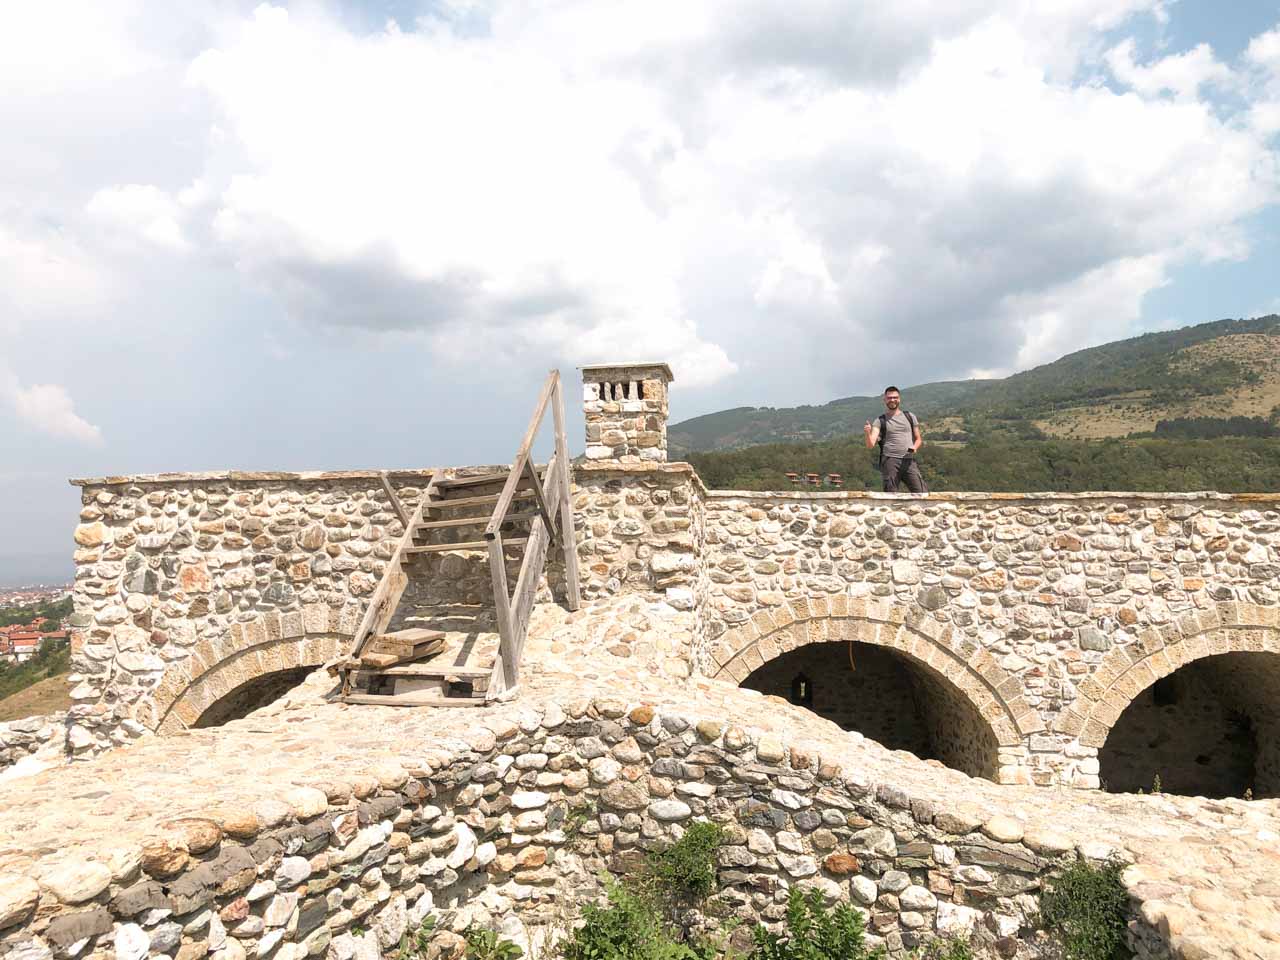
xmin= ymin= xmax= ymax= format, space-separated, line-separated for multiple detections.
xmin=552 ymin=375 xmax=581 ymax=611
xmin=343 ymin=693 xmax=486 ymax=708
xmin=381 ymin=627 xmax=444 ymax=643
xmin=425 ymin=492 xmax=535 ymax=510
xmin=489 ymin=533 xmax=517 ymax=689
xmin=509 ymin=515 xmax=549 ymax=665
xmin=405 ymin=539 xmax=527 ymax=554
xmin=360 ymin=651 xmax=405 ymax=669
xmin=370 ymin=636 xmax=445 ymax=658
xmin=436 ymin=471 xmax=514 ymax=489
xmin=485 ymin=371 xmax=558 ymax=538
xmin=486 ymin=653 xmax=507 ymax=701
xmin=374 ymin=664 xmax=493 ymax=679
xmin=415 ymin=511 xmax=539 ymax=532
xmin=379 ymin=471 xmax=410 ymax=529
xmin=339 ymin=474 xmax=436 ymax=695
xmin=523 ymin=458 xmax=557 ymax=545
xmin=414 ymin=515 xmax=488 ymax=530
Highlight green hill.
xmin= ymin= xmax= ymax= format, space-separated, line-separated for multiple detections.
xmin=670 ymin=315 xmax=1280 ymax=454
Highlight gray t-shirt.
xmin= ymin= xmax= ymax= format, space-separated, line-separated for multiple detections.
xmin=879 ymin=411 xmax=917 ymax=458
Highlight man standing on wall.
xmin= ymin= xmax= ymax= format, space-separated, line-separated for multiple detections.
xmin=864 ymin=386 xmax=927 ymax=493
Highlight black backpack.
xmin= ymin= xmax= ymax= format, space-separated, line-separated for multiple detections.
xmin=874 ymin=410 xmax=918 ymax=468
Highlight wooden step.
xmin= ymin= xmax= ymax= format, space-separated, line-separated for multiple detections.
xmin=435 ymin=470 xmax=544 ymax=490
xmin=435 ymin=471 xmax=515 ymax=489
xmin=375 ymin=663 xmax=493 ymax=679
xmin=370 ymin=629 xmax=445 ymax=658
xmin=343 ymin=692 xmax=487 ymax=708
xmin=404 ymin=538 xmax=528 ymax=554
xmin=415 ymin=511 xmax=538 ymax=533
xmin=424 ymin=491 xmax=536 ymax=510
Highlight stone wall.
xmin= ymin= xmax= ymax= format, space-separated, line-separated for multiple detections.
xmin=695 ymin=489 xmax=1280 ymax=790
xmin=64 ymin=468 xmax=544 ymax=756
xmin=571 ymin=463 xmax=705 ymax=617
xmin=0 ymin=713 xmax=66 ymax=774
xmin=58 ymin=461 xmax=1280 ymax=797
xmin=0 ymin=696 xmax=1137 ymax=960
xmin=581 ymin=363 xmax=673 ymax=462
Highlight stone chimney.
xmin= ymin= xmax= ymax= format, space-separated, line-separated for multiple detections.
xmin=581 ymin=362 xmax=674 ymax=462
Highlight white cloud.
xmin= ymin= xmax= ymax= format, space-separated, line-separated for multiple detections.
xmin=0 ymin=0 xmax=1277 ymax=405
xmin=0 ymin=226 xmax=115 ymax=331
xmin=0 ymin=368 xmax=102 ymax=446
xmin=87 ymin=183 xmax=189 ymax=250
xmin=1106 ymin=38 xmax=1235 ymax=100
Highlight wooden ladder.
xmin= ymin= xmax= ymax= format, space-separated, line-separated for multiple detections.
xmin=336 ymin=370 xmax=580 ymax=707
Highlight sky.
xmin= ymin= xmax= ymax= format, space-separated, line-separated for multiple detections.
xmin=2 ymin=0 xmax=1280 ymax=583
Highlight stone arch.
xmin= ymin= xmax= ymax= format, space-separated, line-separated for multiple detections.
xmin=145 ymin=611 xmax=349 ymax=735
xmin=1056 ymin=602 xmax=1280 ymax=750
xmin=706 ymin=596 xmax=1043 ymax=751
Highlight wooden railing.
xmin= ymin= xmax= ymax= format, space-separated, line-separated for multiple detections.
xmin=336 ymin=473 xmax=438 ymax=697
xmin=485 ymin=369 xmax=580 ymax=697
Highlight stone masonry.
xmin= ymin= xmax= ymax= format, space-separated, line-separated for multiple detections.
xmin=3 ymin=361 xmax=1280 ymax=960
xmin=42 ymin=367 xmax=1280 ymax=798
xmin=5 ymin=653 xmax=1278 ymax=960
xmin=581 ymin=362 xmax=673 ymax=462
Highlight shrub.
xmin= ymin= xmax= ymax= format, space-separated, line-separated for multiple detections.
xmin=909 ymin=940 xmax=975 ymax=960
xmin=466 ymin=928 xmax=524 ymax=960
xmin=647 ymin=821 xmax=727 ymax=905
xmin=749 ymin=888 xmax=878 ymax=960
xmin=1039 ymin=857 xmax=1132 ymax=960
xmin=560 ymin=879 xmax=702 ymax=960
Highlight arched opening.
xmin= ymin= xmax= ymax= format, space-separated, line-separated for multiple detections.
xmin=191 ymin=666 xmax=315 ymax=728
xmin=741 ymin=641 xmax=1001 ymax=780
xmin=1099 ymin=652 xmax=1280 ymax=799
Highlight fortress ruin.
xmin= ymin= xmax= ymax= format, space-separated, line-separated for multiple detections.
xmin=1 ymin=362 xmax=1278 ymax=960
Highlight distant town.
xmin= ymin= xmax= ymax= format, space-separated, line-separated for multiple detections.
xmin=0 ymin=583 xmax=72 ymax=665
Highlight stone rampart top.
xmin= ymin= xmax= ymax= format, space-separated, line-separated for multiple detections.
xmin=703 ymin=487 xmax=1280 ymax=503
xmin=580 ymin=361 xmax=674 ymax=381
xmin=67 ymin=467 xmax=505 ymax=488
xmin=2 ymin=603 xmax=1277 ymax=959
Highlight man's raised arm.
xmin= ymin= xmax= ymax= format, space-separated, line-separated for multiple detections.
xmin=863 ymin=419 xmax=879 ymax=449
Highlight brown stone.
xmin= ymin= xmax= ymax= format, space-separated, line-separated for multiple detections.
xmin=629 ymin=705 xmax=655 ymax=725
xmin=140 ymin=839 xmax=189 ymax=877
xmin=696 ymin=720 xmax=725 ymax=741
xmin=219 ymin=897 xmax=250 ymax=923
xmin=823 ymin=853 xmax=860 ymax=875
xmin=178 ymin=562 xmax=211 ymax=594
xmin=74 ymin=522 xmax=107 ymax=547
xmin=208 ymin=806 xmax=261 ymax=840
xmin=163 ymin=818 xmax=222 ymax=854
xmin=519 ymin=848 xmax=547 ymax=868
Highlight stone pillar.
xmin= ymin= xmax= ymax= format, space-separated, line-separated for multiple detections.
xmin=581 ymin=362 xmax=674 ymax=462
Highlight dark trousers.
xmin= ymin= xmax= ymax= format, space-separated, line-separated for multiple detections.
xmin=880 ymin=455 xmax=926 ymax=493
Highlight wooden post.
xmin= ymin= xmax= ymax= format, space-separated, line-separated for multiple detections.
xmin=339 ymin=474 xmax=435 ymax=697
xmin=378 ymin=471 xmax=410 ymax=530
xmin=552 ymin=375 xmax=581 ymax=610
xmin=488 ymin=533 xmax=517 ymax=689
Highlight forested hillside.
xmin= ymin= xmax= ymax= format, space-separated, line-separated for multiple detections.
xmin=689 ymin=433 xmax=1280 ymax=493
xmin=672 ymin=315 xmax=1280 ymax=454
